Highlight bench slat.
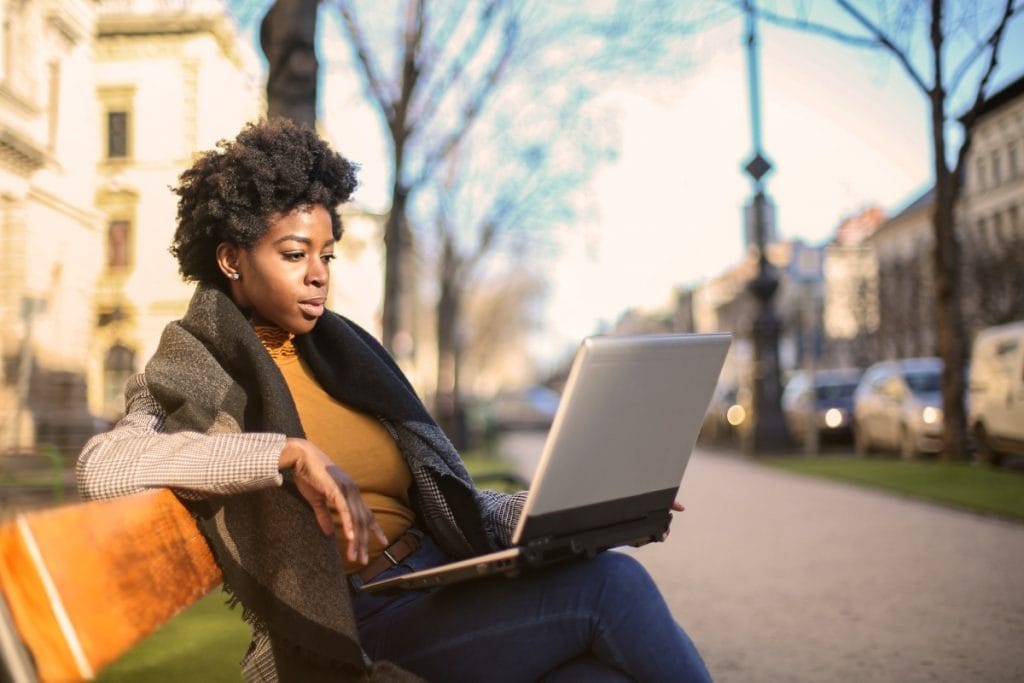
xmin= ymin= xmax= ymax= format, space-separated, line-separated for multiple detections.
xmin=0 ymin=490 xmax=222 ymax=682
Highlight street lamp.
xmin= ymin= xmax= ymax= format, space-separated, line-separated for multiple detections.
xmin=741 ymin=2 xmax=790 ymax=454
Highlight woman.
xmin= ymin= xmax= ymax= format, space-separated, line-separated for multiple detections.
xmin=78 ymin=118 xmax=712 ymax=682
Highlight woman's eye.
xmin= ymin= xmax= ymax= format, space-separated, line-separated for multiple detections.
xmin=322 ymin=253 xmax=336 ymax=263
xmin=283 ymin=252 xmax=304 ymax=261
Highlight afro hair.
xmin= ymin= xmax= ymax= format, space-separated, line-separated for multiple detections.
xmin=170 ymin=118 xmax=359 ymax=284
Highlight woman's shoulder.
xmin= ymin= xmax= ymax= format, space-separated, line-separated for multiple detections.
xmin=123 ymin=373 xmax=164 ymax=414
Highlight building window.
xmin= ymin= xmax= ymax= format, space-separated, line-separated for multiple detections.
xmin=103 ymin=344 xmax=136 ymax=419
xmin=107 ymin=110 xmax=129 ymax=159
xmin=1009 ymin=142 xmax=1019 ymax=180
xmin=976 ymin=158 xmax=987 ymax=192
xmin=991 ymin=150 xmax=1002 ymax=186
xmin=98 ymin=85 xmax=135 ymax=162
xmin=107 ymin=219 xmax=131 ymax=269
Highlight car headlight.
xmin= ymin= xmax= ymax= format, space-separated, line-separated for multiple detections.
xmin=824 ymin=408 xmax=844 ymax=428
xmin=921 ymin=406 xmax=941 ymax=425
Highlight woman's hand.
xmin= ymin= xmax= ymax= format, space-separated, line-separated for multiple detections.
xmin=662 ymin=501 xmax=686 ymax=542
xmin=278 ymin=437 xmax=388 ymax=565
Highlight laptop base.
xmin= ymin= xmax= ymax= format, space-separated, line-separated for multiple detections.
xmin=360 ymin=508 xmax=672 ymax=596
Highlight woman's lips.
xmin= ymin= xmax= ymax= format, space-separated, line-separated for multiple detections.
xmin=298 ymin=298 xmax=325 ymax=318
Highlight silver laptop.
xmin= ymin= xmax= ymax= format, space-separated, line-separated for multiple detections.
xmin=360 ymin=332 xmax=732 ymax=595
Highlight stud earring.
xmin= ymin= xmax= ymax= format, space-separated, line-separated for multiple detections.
xmin=230 ymin=272 xmax=240 ymax=280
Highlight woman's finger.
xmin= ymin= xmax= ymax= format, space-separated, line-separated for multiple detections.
xmin=312 ymin=499 xmax=335 ymax=536
xmin=329 ymin=467 xmax=379 ymax=564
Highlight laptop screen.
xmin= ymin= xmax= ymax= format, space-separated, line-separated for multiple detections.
xmin=513 ymin=333 xmax=731 ymax=544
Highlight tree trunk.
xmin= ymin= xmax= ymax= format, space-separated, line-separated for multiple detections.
xmin=928 ymin=0 xmax=967 ymax=461
xmin=382 ymin=182 xmax=409 ymax=355
xmin=435 ymin=238 xmax=466 ymax=449
xmin=260 ymin=0 xmax=319 ymax=129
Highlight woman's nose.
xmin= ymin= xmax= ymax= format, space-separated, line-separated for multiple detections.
xmin=308 ymin=260 xmax=328 ymax=286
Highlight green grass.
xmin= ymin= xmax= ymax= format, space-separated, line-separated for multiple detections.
xmin=94 ymin=451 xmax=525 ymax=681
xmin=764 ymin=453 xmax=1024 ymax=520
xmin=96 ymin=591 xmax=249 ymax=682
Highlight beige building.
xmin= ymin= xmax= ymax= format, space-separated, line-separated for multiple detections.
xmin=329 ymin=207 xmax=386 ymax=332
xmin=961 ymin=75 xmax=1024 ymax=235
xmin=822 ymin=206 xmax=885 ymax=368
xmin=865 ymin=189 xmax=936 ymax=359
xmin=90 ymin=0 xmax=262 ymax=421
xmin=1 ymin=0 xmax=263 ymax=457
xmin=957 ymin=75 xmax=1024 ymax=338
xmin=0 ymin=0 xmax=103 ymax=455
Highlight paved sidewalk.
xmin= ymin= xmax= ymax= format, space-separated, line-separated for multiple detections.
xmin=498 ymin=435 xmax=1024 ymax=683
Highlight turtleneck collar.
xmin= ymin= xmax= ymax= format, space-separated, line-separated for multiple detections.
xmin=253 ymin=325 xmax=298 ymax=361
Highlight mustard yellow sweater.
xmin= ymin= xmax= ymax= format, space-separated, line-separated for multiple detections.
xmin=256 ymin=326 xmax=414 ymax=573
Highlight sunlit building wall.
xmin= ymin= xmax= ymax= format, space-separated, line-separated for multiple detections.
xmin=963 ymin=76 xmax=1024 ymax=227
xmin=89 ymin=0 xmax=262 ymax=421
xmin=867 ymin=189 xmax=936 ymax=360
xmin=958 ymin=75 xmax=1024 ymax=338
xmin=0 ymin=1 xmax=102 ymax=455
xmin=822 ymin=206 xmax=885 ymax=369
xmin=330 ymin=208 xmax=385 ymax=334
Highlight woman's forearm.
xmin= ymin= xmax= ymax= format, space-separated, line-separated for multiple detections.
xmin=77 ymin=375 xmax=286 ymax=501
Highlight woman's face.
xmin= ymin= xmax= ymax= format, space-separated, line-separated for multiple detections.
xmin=218 ymin=204 xmax=335 ymax=335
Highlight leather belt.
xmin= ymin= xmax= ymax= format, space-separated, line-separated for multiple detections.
xmin=357 ymin=530 xmax=421 ymax=583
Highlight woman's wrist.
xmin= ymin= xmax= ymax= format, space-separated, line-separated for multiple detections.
xmin=278 ymin=437 xmax=304 ymax=471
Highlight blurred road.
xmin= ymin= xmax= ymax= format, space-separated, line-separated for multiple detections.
xmin=497 ymin=432 xmax=1024 ymax=683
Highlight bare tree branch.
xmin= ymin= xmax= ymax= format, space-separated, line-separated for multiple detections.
xmin=411 ymin=2 xmax=499 ymax=127
xmin=738 ymin=0 xmax=928 ymax=92
xmin=948 ymin=34 xmax=995 ymax=99
xmin=393 ymin=1 xmax=426 ymax=141
xmin=742 ymin=1 xmax=878 ymax=49
xmin=952 ymin=0 xmax=1017 ymax=153
xmin=834 ymin=0 xmax=930 ymax=93
xmin=411 ymin=20 xmax=518 ymax=187
xmin=336 ymin=1 xmax=395 ymax=122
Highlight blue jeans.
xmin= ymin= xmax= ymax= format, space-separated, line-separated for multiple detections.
xmin=349 ymin=530 xmax=712 ymax=682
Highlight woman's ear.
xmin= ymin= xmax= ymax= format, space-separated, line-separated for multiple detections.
xmin=215 ymin=242 xmax=241 ymax=281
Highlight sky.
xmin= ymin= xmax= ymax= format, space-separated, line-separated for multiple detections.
xmin=544 ymin=16 xmax=934 ymax=354
xmin=230 ymin=2 xmax=1024 ymax=365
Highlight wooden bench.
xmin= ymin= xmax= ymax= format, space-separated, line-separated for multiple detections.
xmin=0 ymin=490 xmax=220 ymax=682
xmin=0 ymin=470 xmax=528 ymax=682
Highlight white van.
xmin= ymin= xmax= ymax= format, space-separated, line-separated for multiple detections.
xmin=968 ymin=321 xmax=1024 ymax=465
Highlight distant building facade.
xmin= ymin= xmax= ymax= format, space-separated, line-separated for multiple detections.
xmin=822 ymin=206 xmax=885 ymax=368
xmin=957 ymin=75 xmax=1024 ymax=340
xmin=0 ymin=0 xmax=103 ymax=456
xmin=867 ymin=189 xmax=937 ymax=360
xmin=1 ymin=0 xmax=263 ymax=457
xmin=90 ymin=0 xmax=262 ymax=421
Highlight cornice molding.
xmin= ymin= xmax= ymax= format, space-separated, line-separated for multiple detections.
xmin=0 ymin=125 xmax=47 ymax=175
xmin=27 ymin=185 xmax=104 ymax=228
xmin=97 ymin=12 xmax=247 ymax=69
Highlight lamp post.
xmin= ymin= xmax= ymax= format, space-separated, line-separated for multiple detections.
xmin=741 ymin=1 xmax=790 ymax=454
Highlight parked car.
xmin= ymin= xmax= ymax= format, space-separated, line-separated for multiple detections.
xmin=782 ymin=368 xmax=863 ymax=446
xmin=968 ymin=321 xmax=1024 ymax=466
xmin=486 ymin=385 xmax=561 ymax=432
xmin=853 ymin=357 xmax=943 ymax=458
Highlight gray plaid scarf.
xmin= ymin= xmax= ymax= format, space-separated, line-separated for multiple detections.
xmin=145 ymin=285 xmax=497 ymax=681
